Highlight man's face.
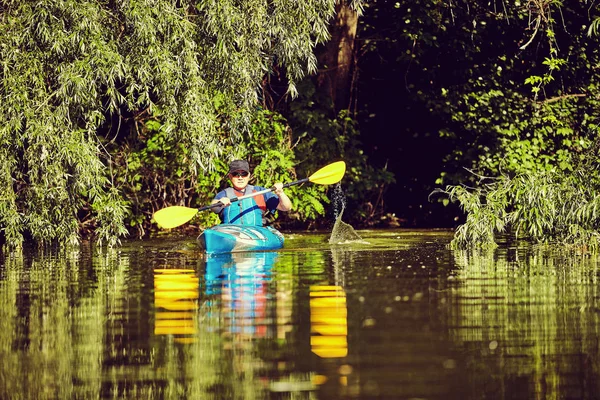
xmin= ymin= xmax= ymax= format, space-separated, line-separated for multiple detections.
xmin=229 ymin=170 xmax=250 ymax=190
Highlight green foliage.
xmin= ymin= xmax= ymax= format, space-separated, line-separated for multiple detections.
xmin=201 ymin=109 xmax=334 ymax=228
xmin=428 ymin=2 xmax=600 ymax=246
xmin=588 ymin=17 xmax=600 ymax=37
xmin=113 ymin=108 xmax=333 ymax=233
xmin=438 ymin=149 xmax=600 ymax=250
xmin=283 ymin=80 xmax=395 ymax=227
xmin=90 ymin=187 xmax=130 ymax=246
xmin=426 ymin=2 xmax=600 ymax=183
xmin=442 ymin=89 xmax=598 ymax=181
xmin=109 ymin=114 xmax=221 ymax=237
xmin=0 ymin=1 xmax=123 ymax=246
xmin=247 ymin=111 xmax=320 ymax=222
xmin=0 ymin=0 xmax=338 ymax=245
xmin=358 ymin=1 xmax=600 ymax=180
xmin=357 ymin=1 xmax=600 ymax=234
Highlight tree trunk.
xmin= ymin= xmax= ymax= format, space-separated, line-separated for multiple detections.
xmin=317 ymin=1 xmax=358 ymax=115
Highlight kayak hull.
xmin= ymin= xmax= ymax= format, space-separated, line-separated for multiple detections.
xmin=197 ymin=224 xmax=284 ymax=254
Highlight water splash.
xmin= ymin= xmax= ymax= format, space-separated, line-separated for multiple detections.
xmin=331 ymin=183 xmax=346 ymax=220
xmin=329 ymin=184 xmax=362 ymax=244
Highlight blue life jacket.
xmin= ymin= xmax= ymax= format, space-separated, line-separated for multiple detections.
xmin=220 ymin=185 xmax=266 ymax=226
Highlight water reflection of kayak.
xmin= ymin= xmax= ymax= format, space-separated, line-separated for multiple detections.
xmin=203 ymin=252 xmax=278 ymax=337
xmin=197 ymin=224 xmax=285 ymax=254
xmin=203 ymin=252 xmax=277 ymax=294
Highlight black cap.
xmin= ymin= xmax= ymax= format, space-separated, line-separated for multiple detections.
xmin=228 ymin=160 xmax=250 ymax=174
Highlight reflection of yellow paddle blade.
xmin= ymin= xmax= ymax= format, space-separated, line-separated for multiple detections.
xmin=310 ymin=336 xmax=348 ymax=358
xmin=153 ymin=206 xmax=199 ymax=229
xmin=154 ymin=269 xmax=199 ymax=342
xmin=155 ymin=320 xmax=197 ymax=335
xmin=308 ymin=161 xmax=346 ymax=185
xmin=310 ymin=285 xmax=348 ymax=358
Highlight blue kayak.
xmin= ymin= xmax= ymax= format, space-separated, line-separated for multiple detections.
xmin=197 ymin=224 xmax=284 ymax=254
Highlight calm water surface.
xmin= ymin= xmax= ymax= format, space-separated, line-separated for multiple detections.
xmin=0 ymin=229 xmax=599 ymax=399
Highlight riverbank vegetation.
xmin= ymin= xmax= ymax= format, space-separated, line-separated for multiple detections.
xmin=435 ymin=145 xmax=600 ymax=250
xmin=2 ymin=1 xmax=600 ymax=248
xmin=0 ymin=0 xmax=343 ymax=246
xmin=354 ymin=1 xmax=600 ymax=248
xmin=402 ymin=1 xmax=600 ymax=248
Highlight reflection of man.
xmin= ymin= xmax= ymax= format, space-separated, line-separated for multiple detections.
xmin=204 ymin=253 xmax=277 ymax=338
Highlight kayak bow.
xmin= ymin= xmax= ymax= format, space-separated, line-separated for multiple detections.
xmin=197 ymin=224 xmax=284 ymax=254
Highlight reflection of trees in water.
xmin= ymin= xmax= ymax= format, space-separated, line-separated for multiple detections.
xmin=0 ymin=247 xmax=222 ymax=399
xmin=449 ymin=248 xmax=600 ymax=398
xmin=0 ymin=245 xmax=337 ymax=399
xmin=0 ymin=247 xmax=108 ymax=399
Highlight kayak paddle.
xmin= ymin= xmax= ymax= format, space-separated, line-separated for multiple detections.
xmin=153 ymin=161 xmax=346 ymax=229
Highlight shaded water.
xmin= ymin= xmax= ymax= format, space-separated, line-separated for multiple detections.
xmin=1 ymin=230 xmax=599 ymax=399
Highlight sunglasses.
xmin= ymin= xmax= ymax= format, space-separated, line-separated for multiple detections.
xmin=230 ymin=171 xmax=249 ymax=178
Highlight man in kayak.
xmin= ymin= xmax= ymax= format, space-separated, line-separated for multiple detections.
xmin=211 ymin=160 xmax=292 ymax=226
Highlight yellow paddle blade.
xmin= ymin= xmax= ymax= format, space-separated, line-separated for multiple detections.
xmin=153 ymin=206 xmax=199 ymax=229
xmin=308 ymin=161 xmax=346 ymax=185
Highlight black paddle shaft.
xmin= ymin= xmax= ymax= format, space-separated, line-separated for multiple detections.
xmin=197 ymin=177 xmax=309 ymax=213
xmin=283 ymin=177 xmax=309 ymax=189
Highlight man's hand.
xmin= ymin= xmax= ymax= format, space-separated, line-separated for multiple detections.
xmin=273 ymin=182 xmax=284 ymax=195
xmin=218 ymin=197 xmax=231 ymax=206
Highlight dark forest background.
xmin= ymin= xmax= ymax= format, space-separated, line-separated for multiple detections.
xmin=284 ymin=0 xmax=600 ymax=241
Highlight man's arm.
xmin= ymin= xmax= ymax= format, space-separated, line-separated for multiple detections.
xmin=273 ymin=183 xmax=292 ymax=211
